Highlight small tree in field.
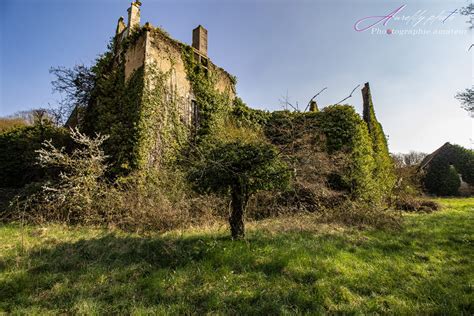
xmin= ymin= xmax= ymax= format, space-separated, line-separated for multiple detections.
xmin=189 ymin=140 xmax=290 ymax=239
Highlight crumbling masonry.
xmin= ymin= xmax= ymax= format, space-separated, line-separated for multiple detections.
xmin=115 ymin=1 xmax=235 ymax=125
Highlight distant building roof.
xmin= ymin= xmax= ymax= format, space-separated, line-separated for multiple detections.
xmin=419 ymin=142 xmax=452 ymax=170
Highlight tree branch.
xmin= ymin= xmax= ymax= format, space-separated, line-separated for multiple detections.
xmin=279 ymin=93 xmax=299 ymax=112
xmin=335 ymin=84 xmax=361 ymax=105
xmin=304 ymin=87 xmax=328 ymax=112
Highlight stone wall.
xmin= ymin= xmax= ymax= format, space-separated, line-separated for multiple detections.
xmin=123 ymin=26 xmax=236 ymax=125
xmin=124 ymin=34 xmax=147 ymax=81
xmin=212 ymin=64 xmax=236 ymax=97
xmin=145 ymin=29 xmax=193 ymax=123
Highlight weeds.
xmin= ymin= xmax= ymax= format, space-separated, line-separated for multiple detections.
xmin=5 ymin=129 xmax=227 ymax=232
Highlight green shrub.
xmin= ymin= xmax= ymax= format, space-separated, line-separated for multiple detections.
xmin=422 ymin=143 xmax=474 ymax=196
xmin=0 ymin=123 xmax=69 ymax=188
xmin=424 ymin=158 xmax=461 ymax=196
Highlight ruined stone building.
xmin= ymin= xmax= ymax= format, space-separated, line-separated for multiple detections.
xmin=115 ymin=1 xmax=235 ymax=124
xmin=71 ymin=1 xmax=390 ymax=183
xmin=74 ymin=1 xmax=237 ymax=173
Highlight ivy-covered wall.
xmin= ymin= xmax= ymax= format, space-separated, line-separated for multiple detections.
xmin=181 ymin=45 xmax=234 ymax=141
xmin=259 ymin=105 xmax=381 ymax=202
xmin=362 ymin=83 xmax=396 ymax=200
xmin=318 ymin=105 xmax=377 ymax=201
xmin=79 ymin=25 xmax=236 ymax=176
xmin=81 ymin=49 xmax=144 ymax=176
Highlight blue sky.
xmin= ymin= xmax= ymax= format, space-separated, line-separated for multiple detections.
xmin=0 ymin=0 xmax=472 ymax=153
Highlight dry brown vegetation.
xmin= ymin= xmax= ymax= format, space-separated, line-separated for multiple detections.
xmin=0 ymin=118 xmax=27 ymax=133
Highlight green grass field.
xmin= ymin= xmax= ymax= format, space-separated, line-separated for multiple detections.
xmin=1 ymin=198 xmax=473 ymax=314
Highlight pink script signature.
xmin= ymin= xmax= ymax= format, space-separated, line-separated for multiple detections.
xmin=354 ymin=5 xmax=407 ymax=32
xmin=354 ymin=4 xmax=458 ymax=32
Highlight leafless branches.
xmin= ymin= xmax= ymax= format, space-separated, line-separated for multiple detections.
xmin=304 ymin=87 xmax=328 ymax=112
xmin=49 ymin=65 xmax=96 ymax=124
xmin=280 ymin=83 xmax=362 ymax=113
xmin=279 ymin=92 xmax=300 ymax=111
xmin=335 ymin=84 xmax=361 ymax=105
xmin=280 ymin=87 xmax=329 ymax=113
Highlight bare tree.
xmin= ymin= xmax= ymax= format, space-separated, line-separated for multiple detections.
xmin=392 ymin=151 xmax=427 ymax=167
xmin=460 ymin=4 xmax=474 ymax=29
xmin=49 ymin=65 xmax=96 ymax=124
xmin=279 ymin=92 xmax=299 ymax=112
xmin=460 ymin=4 xmax=474 ymax=50
xmin=9 ymin=108 xmax=57 ymax=126
xmin=280 ymin=87 xmax=328 ymax=113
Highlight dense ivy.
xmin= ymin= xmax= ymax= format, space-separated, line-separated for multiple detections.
xmin=137 ymin=65 xmax=188 ymax=169
xmin=318 ymin=105 xmax=377 ymax=201
xmin=262 ymin=105 xmax=379 ymax=202
xmin=362 ymin=87 xmax=396 ymax=199
xmin=231 ymin=97 xmax=270 ymax=128
xmin=424 ymin=158 xmax=461 ymax=196
xmin=81 ymin=53 xmax=144 ymax=176
xmin=181 ymin=46 xmax=233 ymax=141
xmin=423 ymin=143 xmax=474 ymax=196
xmin=447 ymin=144 xmax=474 ymax=185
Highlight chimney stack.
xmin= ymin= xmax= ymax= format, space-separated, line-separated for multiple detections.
xmin=192 ymin=25 xmax=208 ymax=56
xmin=127 ymin=1 xmax=141 ymax=31
xmin=361 ymin=82 xmax=371 ymax=124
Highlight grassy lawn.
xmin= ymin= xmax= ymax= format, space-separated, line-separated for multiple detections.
xmin=0 ymin=198 xmax=473 ymax=314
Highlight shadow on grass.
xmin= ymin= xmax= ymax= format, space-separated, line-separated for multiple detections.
xmin=1 ymin=205 xmax=473 ymax=314
xmin=1 ymin=231 xmax=322 ymax=313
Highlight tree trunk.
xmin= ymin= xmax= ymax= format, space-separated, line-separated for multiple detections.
xmin=230 ymin=187 xmax=247 ymax=239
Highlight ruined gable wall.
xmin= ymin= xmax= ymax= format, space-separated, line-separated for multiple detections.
xmin=123 ymin=27 xmax=236 ymax=126
xmin=146 ymin=28 xmax=193 ymax=119
xmin=124 ymin=33 xmax=147 ymax=81
xmin=212 ymin=64 xmax=236 ymax=97
xmin=124 ymin=27 xmax=236 ymax=103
